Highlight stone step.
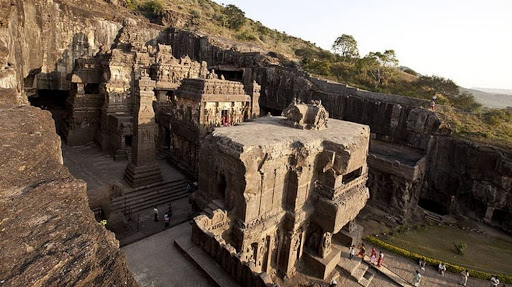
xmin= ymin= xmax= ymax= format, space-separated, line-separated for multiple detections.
xmin=114 ymin=180 xmax=186 ymax=201
xmin=112 ymin=182 xmax=186 ymax=207
xmin=358 ymin=265 xmax=375 ymax=287
xmin=111 ymin=183 xmax=187 ymax=210
xmin=174 ymin=236 xmax=240 ymax=287
xmin=117 ymin=191 xmax=189 ymax=215
xmin=111 ymin=180 xmax=189 ymax=214
xmin=351 ymin=261 xmax=369 ymax=282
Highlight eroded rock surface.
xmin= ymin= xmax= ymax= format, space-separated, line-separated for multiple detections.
xmin=0 ymin=105 xmax=137 ymax=287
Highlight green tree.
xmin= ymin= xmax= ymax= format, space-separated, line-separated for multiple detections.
xmin=332 ymin=34 xmax=359 ymax=60
xmin=222 ymin=4 xmax=246 ymax=30
xmin=416 ymin=75 xmax=459 ymax=98
xmin=359 ymin=50 xmax=399 ymax=88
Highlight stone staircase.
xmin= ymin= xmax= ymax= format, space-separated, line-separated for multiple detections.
xmin=157 ymin=147 xmax=171 ymax=160
xmin=424 ymin=210 xmax=456 ymax=224
xmin=337 ymin=255 xmax=376 ymax=287
xmin=201 ymin=199 xmax=226 ymax=217
xmin=111 ymin=179 xmax=189 ymax=215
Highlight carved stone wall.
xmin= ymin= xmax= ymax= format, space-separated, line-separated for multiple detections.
xmin=195 ymin=115 xmax=370 ymax=281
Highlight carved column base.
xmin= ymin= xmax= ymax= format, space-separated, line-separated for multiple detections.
xmin=123 ymin=162 xmax=163 ymax=187
xmin=303 ymin=243 xmax=342 ymax=280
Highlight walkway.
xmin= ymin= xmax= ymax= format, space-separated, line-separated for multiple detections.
xmin=361 ymin=242 xmax=511 ymax=287
xmin=122 ymin=222 xmax=214 ymax=287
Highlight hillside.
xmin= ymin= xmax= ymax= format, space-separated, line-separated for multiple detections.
xmin=460 ymin=87 xmax=512 ymax=109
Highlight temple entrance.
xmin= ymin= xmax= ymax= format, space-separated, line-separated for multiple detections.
xmin=491 ymin=209 xmax=509 ymax=227
xmin=216 ymin=173 xmax=227 ymax=202
xmin=28 ymin=89 xmax=69 ymax=137
xmin=418 ymin=198 xmax=449 ymax=215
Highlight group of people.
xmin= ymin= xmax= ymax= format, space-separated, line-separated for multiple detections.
xmin=153 ymin=203 xmax=173 ymax=228
xmin=414 ymin=259 xmax=471 ymax=286
xmin=348 ymin=243 xmax=384 ymax=268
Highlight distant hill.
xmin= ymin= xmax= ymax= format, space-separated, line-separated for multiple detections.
xmin=472 ymin=88 xmax=512 ymax=96
xmin=460 ymin=87 xmax=512 ymax=109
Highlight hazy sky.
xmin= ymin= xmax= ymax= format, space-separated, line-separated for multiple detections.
xmin=215 ymin=0 xmax=512 ymax=89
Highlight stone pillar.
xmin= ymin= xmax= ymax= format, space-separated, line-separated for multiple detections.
xmin=250 ymin=81 xmax=260 ymax=118
xmin=124 ymin=75 xmax=163 ymax=187
xmin=484 ymin=206 xmax=495 ymax=223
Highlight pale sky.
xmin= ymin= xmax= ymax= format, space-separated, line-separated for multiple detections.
xmin=214 ymin=0 xmax=512 ymax=90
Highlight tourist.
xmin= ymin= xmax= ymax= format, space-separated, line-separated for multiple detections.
xmin=460 ymin=269 xmax=469 ymax=286
xmin=349 ymin=244 xmax=355 ymax=259
xmin=419 ymin=257 xmax=426 ymax=271
xmin=413 ymin=270 xmax=422 ymax=287
xmin=377 ymin=251 xmax=384 ymax=267
xmin=153 ymin=206 xmax=159 ymax=222
xmin=358 ymin=243 xmax=366 ymax=258
xmin=490 ymin=275 xmax=500 ymax=287
xmin=370 ymin=247 xmax=377 ymax=264
xmin=438 ymin=262 xmax=446 ymax=275
xmin=329 ymin=278 xmax=337 ymax=287
xmin=429 ymin=95 xmax=437 ymax=111
xmin=164 ymin=212 xmax=170 ymax=228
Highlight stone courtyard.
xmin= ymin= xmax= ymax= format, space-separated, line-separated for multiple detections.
xmin=1 ymin=0 xmax=511 ymax=286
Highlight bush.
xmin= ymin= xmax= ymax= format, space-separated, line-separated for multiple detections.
xmin=366 ymin=236 xmax=512 ymax=283
xmin=236 ymin=31 xmax=257 ymax=41
xmin=138 ymin=0 xmax=165 ymax=17
xmin=125 ymin=0 xmax=138 ymax=10
xmin=454 ymin=241 xmax=467 ymax=255
xmin=222 ymin=4 xmax=246 ymax=30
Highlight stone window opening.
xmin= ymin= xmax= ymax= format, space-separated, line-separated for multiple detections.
xmin=125 ymin=135 xmax=132 ymax=147
xmin=342 ymin=167 xmax=362 ymax=184
xmin=216 ymin=173 xmax=227 ymax=203
xmin=84 ymin=83 xmax=100 ymax=94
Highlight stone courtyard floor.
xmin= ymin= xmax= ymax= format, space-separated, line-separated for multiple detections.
xmin=62 ymin=143 xmax=193 ymax=245
xmin=62 ymin=143 xmax=510 ymax=287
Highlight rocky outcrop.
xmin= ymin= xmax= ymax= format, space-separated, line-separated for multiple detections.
xmin=0 ymin=0 xmax=160 ymax=104
xmin=423 ymin=137 xmax=512 ymax=227
xmin=0 ymin=105 xmax=137 ymax=287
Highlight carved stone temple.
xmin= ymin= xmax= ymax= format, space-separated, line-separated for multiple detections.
xmin=191 ymin=102 xmax=370 ymax=283
xmin=123 ymin=75 xmax=163 ymax=187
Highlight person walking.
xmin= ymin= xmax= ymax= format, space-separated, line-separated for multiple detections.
xmin=377 ymin=251 xmax=384 ymax=267
xmin=370 ymin=247 xmax=377 ymax=264
xmin=358 ymin=243 xmax=366 ymax=258
xmin=490 ymin=275 xmax=500 ymax=287
xmin=438 ymin=262 xmax=446 ymax=275
xmin=329 ymin=278 xmax=337 ymax=287
xmin=460 ymin=269 xmax=469 ymax=286
xmin=419 ymin=257 xmax=426 ymax=271
xmin=153 ymin=206 xmax=159 ymax=222
xmin=349 ymin=245 xmax=355 ymax=259
xmin=413 ymin=270 xmax=422 ymax=287
xmin=164 ymin=212 xmax=170 ymax=228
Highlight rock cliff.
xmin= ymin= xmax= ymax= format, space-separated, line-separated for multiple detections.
xmin=0 ymin=105 xmax=137 ymax=287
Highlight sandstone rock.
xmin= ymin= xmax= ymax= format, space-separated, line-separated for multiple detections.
xmin=0 ymin=105 xmax=137 ymax=287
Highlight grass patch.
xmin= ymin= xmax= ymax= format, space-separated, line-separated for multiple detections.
xmin=377 ymin=224 xmax=512 ymax=275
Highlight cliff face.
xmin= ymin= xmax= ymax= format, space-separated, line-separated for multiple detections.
xmin=0 ymin=0 xmax=162 ymax=105
xmin=0 ymin=105 xmax=137 ymax=287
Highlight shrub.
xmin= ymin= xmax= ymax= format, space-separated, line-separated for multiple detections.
xmin=222 ymin=4 xmax=246 ymax=30
xmin=138 ymin=0 xmax=165 ymax=17
xmin=454 ymin=241 xmax=467 ymax=255
xmin=125 ymin=0 xmax=138 ymax=10
xmin=366 ymin=236 xmax=512 ymax=283
xmin=236 ymin=31 xmax=257 ymax=41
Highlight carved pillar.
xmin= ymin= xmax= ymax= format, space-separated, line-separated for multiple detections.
xmin=124 ymin=75 xmax=163 ymax=187
xmin=484 ymin=206 xmax=495 ymax=223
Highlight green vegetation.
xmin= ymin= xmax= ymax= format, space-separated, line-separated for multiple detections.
xmin=125 ymin=0 xmax=165 ymax=17
xmin=366 ymin=224 xmax=512 ymax=282
xmin=124 ymin=0 xmax=512 ymax=148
